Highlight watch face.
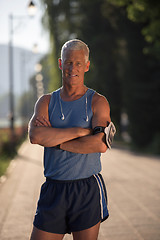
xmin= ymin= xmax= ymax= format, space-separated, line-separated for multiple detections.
xmin=93 ymin=126 xmax=105 ymax=135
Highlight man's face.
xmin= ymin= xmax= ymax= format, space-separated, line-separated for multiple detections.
xmin=59 ymin=49 xmax=90 ymax=87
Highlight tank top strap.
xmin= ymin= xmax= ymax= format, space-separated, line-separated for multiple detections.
xmin=48 ymin=88 xmax=61 ymax=113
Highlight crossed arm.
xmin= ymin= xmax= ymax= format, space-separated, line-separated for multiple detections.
xmin=28 ymin=93 xmax=111 ymax=154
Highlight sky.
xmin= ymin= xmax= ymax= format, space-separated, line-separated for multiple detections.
xmin=0 ymin=0 xmax=50 ymax=53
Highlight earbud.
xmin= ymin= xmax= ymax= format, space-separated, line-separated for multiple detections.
xmin=61 ymin=114 xmax=65 ymax=120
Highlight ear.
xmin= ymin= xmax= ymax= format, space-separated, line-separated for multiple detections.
xmin=85 ymin=61 xmax=90 ymax=72
xmin=58 ymin=58 xmax=62 ymax=70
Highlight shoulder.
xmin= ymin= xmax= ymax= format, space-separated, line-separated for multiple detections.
xmin=92 ymin=92 xmax=110 ymax=113
xmin=36 ymin=93 xmax=52 ymax=106
xmin=34 ymin=93 xmax=52 ymax=114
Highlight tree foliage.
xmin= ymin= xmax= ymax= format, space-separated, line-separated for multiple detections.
xmin=41 ymin=0 xmax=160 ymax=153
xmin=106 ymin=0 xmax=160 ymax=151
xmin=108 ymin=0 xmax=160 ymax=59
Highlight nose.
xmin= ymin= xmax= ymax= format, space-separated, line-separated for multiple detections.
xmin=68 ymin=63 xmax=75 ymax=71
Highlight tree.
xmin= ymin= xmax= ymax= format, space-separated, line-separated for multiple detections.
xmin=106 ymin=0 xmax=160 ymax=151
xmin=41 ymin=0 xmax=160 ymax=152
xmin=41 ymin=0 xmax=122 ymax=129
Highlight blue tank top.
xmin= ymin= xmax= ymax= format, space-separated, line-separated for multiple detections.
xmin=44 ymin=88 xmax=101 ymax=180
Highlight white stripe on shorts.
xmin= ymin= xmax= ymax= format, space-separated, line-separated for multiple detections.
xmin=93 ymin=174 xmax=104 ymax=219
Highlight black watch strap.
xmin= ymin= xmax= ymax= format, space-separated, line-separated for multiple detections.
xmin=93 ymin=126 xmax=105 ymax=135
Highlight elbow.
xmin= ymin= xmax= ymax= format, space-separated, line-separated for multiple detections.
xmin=29 ymin=134 xmax=37 ymax=144
xmin=95 ymin=134 xmax=108 ymax=153
xmin=100 ymin=143 xmax=108 ymax=153
xmin=28 ymin=124 xmax=41 ymax=145
xmin=28 ymin=129 xmax=38 ymax=144
xmin=30 ymin=136 xmax=37 ymax=144
xmin=28 ymin=124 xmax=36 ymax=144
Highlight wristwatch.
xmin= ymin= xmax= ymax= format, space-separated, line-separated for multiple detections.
xmin=93 ymin=126 xmax=105 ymax=135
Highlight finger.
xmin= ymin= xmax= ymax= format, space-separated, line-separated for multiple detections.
xmin=36 ymin=118 xmax=44 ymax=125
xmin=34 ymin=117 xmax=47 ymax=127
xmin=35 ymin=116 xmax=51 ymax=127
xmin=35 ymin=119 xmax=44 ymax=126
xmin=36 ymin=117 xmax=47 ymax=125
xmin=42 ymin=116 xmax=52 ymax=127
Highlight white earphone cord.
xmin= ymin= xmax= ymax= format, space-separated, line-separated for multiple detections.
xmin=59 ymin=92 xmax=89 ymax=122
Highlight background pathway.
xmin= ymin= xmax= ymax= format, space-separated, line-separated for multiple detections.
xmin=0 ymin=140 xmax=160 ymax=240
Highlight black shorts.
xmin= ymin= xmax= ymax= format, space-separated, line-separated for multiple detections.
xmin=33 ymin=173 xmax=109 ymax=234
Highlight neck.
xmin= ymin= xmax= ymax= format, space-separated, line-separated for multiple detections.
xmin=60 ymin=85 xmax=87 ymax=101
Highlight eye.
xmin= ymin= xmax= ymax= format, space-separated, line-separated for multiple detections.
xmin=66 ymin=61 xmax=72 ymax=65
xmin=77 ymin=62 xmax=81 ymax=66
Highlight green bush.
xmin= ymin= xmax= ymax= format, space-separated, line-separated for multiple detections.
xmin=0 ymin=127 xmax=27 ymax=177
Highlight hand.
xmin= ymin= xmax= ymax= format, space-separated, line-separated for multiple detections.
xmin=78 ymin=127 xmax=93 ymax=137
xmin=34 ymin=116 xmax=52 ymax=127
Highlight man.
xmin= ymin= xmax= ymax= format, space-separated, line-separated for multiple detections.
xmin=29 ymin=39 xmax=111 ymax=240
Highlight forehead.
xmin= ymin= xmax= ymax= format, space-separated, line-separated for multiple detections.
xmin=62 ymin=49 xmax=86 ymax=61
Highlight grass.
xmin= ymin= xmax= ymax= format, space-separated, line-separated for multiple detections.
xmin=0 ymin=126 xmax=27 ymax=177
xmin=0 ymin=154 xmax=12 ymax=177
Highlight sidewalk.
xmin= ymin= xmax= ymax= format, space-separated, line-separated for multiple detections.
xmin=0 ymin=140 xmax=44 ymax=240
xmin=100 ymin=148 xmax=160 ymax=240
xmin=0 ymin=140 xmax=160 ymax=240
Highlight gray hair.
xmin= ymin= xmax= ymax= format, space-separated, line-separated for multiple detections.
xmin=61 ymin=39 xmax=90 ymax=63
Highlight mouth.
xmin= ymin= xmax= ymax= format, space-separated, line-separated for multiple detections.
xmin=69 ymin=74 xmax=78 ymax=77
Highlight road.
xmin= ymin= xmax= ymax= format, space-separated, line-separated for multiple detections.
xmin=0 ymin=140 xmax=160 ymax=240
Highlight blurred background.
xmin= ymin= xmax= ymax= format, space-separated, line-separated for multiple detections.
xmin=0 ymin=0 xmax=160 ymax=176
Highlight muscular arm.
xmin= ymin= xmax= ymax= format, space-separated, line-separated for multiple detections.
xmin=60 ymin=93 xmax=111 ymax=154
xmin=28 ymin=94 xmax=91 ymax=147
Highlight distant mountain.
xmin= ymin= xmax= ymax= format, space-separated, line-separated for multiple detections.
xmin=0 ymin=44 xmax=44 ymax=120
xmin=0 ymin=44 xmax=44 ymax=96
xmin=0 ymin=93 xmax=9 ymax=118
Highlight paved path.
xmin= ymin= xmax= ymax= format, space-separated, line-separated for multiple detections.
xmin=0 ymin=140 xmax=160 ymax=240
